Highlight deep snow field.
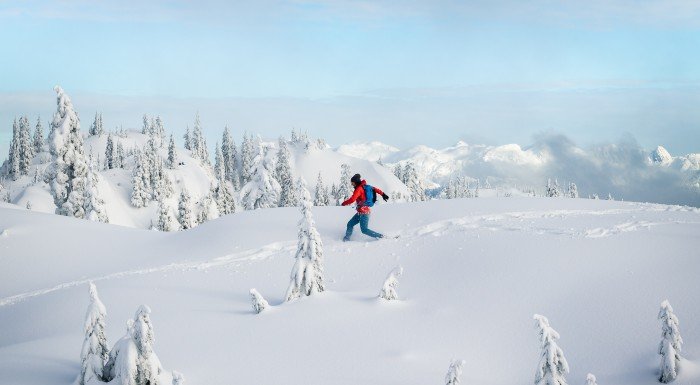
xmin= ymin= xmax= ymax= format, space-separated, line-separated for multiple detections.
xmin=1 ymin=197 xmax=699 ymax=385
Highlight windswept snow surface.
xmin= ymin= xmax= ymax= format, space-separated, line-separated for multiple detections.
xmin=1 ymin=198 xmax=699 ymax=385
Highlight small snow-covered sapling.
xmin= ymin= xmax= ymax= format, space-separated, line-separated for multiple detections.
xmin=379 ymin=265 xmax=403 ymax=301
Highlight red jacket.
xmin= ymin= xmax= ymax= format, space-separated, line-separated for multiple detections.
xmin=341 ymin=180 xmax=385 ymax=214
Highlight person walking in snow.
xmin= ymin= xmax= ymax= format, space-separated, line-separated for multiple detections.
xmin=342 ymin=173 xmax=389 ymax=241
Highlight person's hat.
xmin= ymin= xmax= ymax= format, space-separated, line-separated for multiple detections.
xmin=351 ymin=174 xmax=362 ymax=184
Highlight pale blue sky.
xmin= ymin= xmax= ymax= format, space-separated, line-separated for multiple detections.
xmin=1 ymin=0 xmax=699 ymax=157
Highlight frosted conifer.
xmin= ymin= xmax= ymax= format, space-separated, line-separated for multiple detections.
xmin=276 ymin=137 xmax=296 ymax=207
xmin=285 ymin=178 xmax=325 ymax=301
xmin=445 ymin=359 xmax=466 ymax=385
xmin=250 ymin=288 xmax=269 ymax=314
xmin=379 ymin=265 xmax=403 ymax=301
xmin=533 ymin=314 xmax=569 ymax=385
xmin=167 ymin=134 xmax=177 ymax=169
xmin=177 ymin=189 xmax=194 ymax=230
xmin=658 ymin=300 xmax=683 ymax=383
xmin=314 ymin=172 xmax=330 ymax=206
xmin=33 ymin=116 xmax=44 ymax=153
xmin=77 ymin=282 xmax=109 ymax=385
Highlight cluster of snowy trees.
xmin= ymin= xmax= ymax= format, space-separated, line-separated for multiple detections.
xmin=443 ymin=177 xmax=481 ymax=199
xmin=47 ymin=86 xmax=108 ymax=222
xmin=392 ymin=162 xmax=426 ymax=201
xmin=2 ymin=115 xmax=44 ymax=180
xmin=77 ymin=283 xmax=182 ymax=385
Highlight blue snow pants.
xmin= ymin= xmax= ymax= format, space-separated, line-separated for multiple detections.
xmin=344 ymin=213 xmax=383 ymax=240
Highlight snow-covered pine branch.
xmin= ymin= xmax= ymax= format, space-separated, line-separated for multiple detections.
xmin=379 ymin=265 xmax=403 ymax=301
xmin=445 ymin=359 xmax=466 ymax=385
xmin=533 ymin=314 xmax=569 ymax=385
xmin=250 ymin=288 xmax=269 ymax=314
xmin=285 ymin=178 xmax=325 ymax=301
xmin=77 ymin=282 xmax=109 ymax=385
xmin=658 ymin=300 xmax=683 ymax=383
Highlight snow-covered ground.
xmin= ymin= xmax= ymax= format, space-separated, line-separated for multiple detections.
xmin=1 ymin=197 xmax=699 ymax=385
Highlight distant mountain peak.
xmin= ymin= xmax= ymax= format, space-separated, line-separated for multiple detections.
xmin=650 ymin=146 xmax=673 ymax=164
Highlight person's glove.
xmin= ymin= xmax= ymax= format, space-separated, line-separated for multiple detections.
xmin=382 ymin=193 xmax=389 ymax=202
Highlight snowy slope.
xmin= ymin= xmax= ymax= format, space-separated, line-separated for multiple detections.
xmin=1 ymin=198 xmax=699 ymax=385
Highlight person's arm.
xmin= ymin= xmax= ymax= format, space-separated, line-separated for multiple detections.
xmin=341 ymin=187 xmax=362 ymax=206
xmin=373 ymin=186 xmax=389 ymax=201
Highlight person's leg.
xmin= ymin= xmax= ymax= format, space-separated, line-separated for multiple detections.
xmin=344 ymin=214 xmax=360 ymax=240
xmin=359 ymin=214 xmax=383 ymax=238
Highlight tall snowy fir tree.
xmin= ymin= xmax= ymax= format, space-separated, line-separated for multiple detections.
xmin=19 ymin=115 xmax=34 ymax=175
xmin=105 ymin=133 xmax=115 ymax=169
xmin=240 ymin=138 xmax=281 ymax=210
xmin=84 ymin=160 xmax=109 ymax=223
xmin=167 ymin=134 xmax=177 ymax=169
xmin=393 ymin=163 xmax=404 ymax=184
xmin=77 ymin=282 xmax=109 ymax=385
xmin=8 ymin=118 xmax=20 ymax=180
xmin=131 ymin=151 xmax=150 ymax=208
xmin=404 ymin=162 xmax=426 ymax=202
xmin=49 ymin=86 xmax=89 ymax=218
xmin=533 ymin=314 xmax=569 ymax=385
xmin=33 ymin=116 xmax=44 ymax=153
xmin=114 ymin=142 xmax=125 ymax=169
xmin=141 ymin=114 xmax=151 ymax=135
xmin=240 ymin=132 xmax=254 ymax=186
xmin=89 ymin=112 xmax=104 ymax=136
xmin=275 ymin=137 xmax=296 ymax=207
xmin=177 ymin=188 xmax=194 ymax=230
xmin=338 ymin=163 xmax=352 ymax=202
xmin=568 ymin=182 xmax=578 ymax=198
xmin=658 ymin=300 xmax=683 ymax=383
xmin=214 ymin=143 xmax=225 ymax=182
xmin=221 ymin=126 xmax=238 ymax=188
xmin=153 ymin=116 xmax=165 ymax=147
xmin=286 ymin=178 xmax=325 ymax=301
xmin=215 ymin=180 xmax=236 ymax=216
xmin=546 ymin=179 xmax=561 ymax=197
xmin=133 ymin=305 xmax=163 ymax=385
xmin=190 ymin=113 xmax=209 ymax=165
xmin=157 ymin=199 xmax=178 ymax=232
xmin=314 ymin=172 xmax=330 ymax=206
xmin=183 ymin=126 xmax=192 ymax=151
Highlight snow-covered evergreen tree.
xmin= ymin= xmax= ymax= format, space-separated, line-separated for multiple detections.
xmin=33 ymin=116 xmax=44 ymax=153
xmin=18 ymin=115 xmax=34 ymax=176
xmin=115 ymin=142 xmax=125 ymax=169
xmin=285 ymin=178 xmax=325 ymax=301
xmin=275 ymin=137 xmax=296 ymax=207
xmin=249 ymin=288 xmax=269 ymax=314
xmin=314 ymin=172 xmax=330 ymax=206
xmin=84 ymin=161 xmax=109 ymax=223
xmin=183 ymin=126 xmax=192 ymax=151
xmin=393 ymin=163 xmax=404 ymax=184
xmin=658 ymin=300 xmax=683 ymax=383
xmin=338 ymin=163 xmax=352 ymax=202
xmin=196 ymin=190 xmax=219 ymax=224
xmin=240 ymin=138 xmax=281 ymax=210
xmin=131 ymin=151 xmax=150 ymax=208
xmin=533 ymin=314 xmax=569 ymax=385
xmin=215 ymin=181 xmax=236 ymax=216
xmin=153 ymin=116 xmax=165 ymax=147
xmin=167 ymin=134 xmax=177 ymax=169
xmin=379 ymin=265 xmax=403 ymax=301
xmin=404 ymin=162 xmax=425 ymax=202
xmin=221 ymin=126 xmax=238 ymax=187
xmin=132 ymin=305 xmax=163 ymax=385
xmin=89 ymin=112 xmax=104 ymax=136
xmin=546 ymin=179 xmax=561 ymax=198
xmin=8 ymin=118 xmax=21 ymax=180
xmin=240 ymin=132 xmax=254 ymax=186
xmin=190 ymin=113 xmax=210 ymax=165
xmin=33 ymin=166 xmax=41 ymax=184
xmin=607 ymin=193 xmax=614 ymax=201
xmin=141 ymin=114 xmax=151 ymax=136
xmin=105 ymin=133 xmax=115 ymax=169
xmin=568 ymin=182 xmax=578 ymax=198
xmin=49 ymin=86 xmax=89 ymax=218
xmin=214 ymin=142 xmax=225 ymax=182
xmin=586 ymin=374 xmax=598 ymax=385
xmin=445 ymin=179 xmax=457 ymax=199
xmin=445 ymin=359 xmax=466 ymax=385
xmin=177 ymin=189 xmax=194 ymax=230
xmin=157 ymin=199 xmax=178 ymax=232
xmin=77 ymin=282 xmax=109 ymax=385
